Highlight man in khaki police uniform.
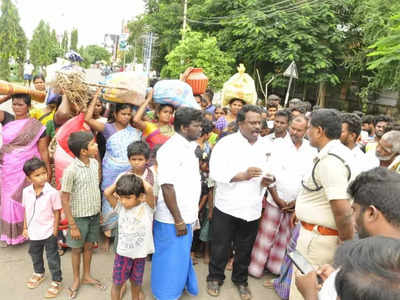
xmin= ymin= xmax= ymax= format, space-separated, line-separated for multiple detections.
xmin=289 ymin=109 xmax=356 ymax=300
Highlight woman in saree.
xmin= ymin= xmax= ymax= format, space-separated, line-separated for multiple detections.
xmin=85 ymin=96 xmax=141 ymax=250
xmin=29 ymin=74 xmax=58 ymax=126
xmin=214 ymin=98 xmax=244 ymax=132
xmin=133 ymin=89 xmax=174 ymax=150
xmin=0 ymin=93 xmax=50 ymax=247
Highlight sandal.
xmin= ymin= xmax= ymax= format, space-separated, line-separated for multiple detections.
xmin=68 ymin=287 xmax=79 ymax=300
xmin=236 ymin=284 xmax=252 ymax=300
xmin=207 ymin=280 xmax=220 ymax=297
xmin=45 ymin=281 xmax=63 ymax=298
xmin=81 ymin=279 xmax=106 ymax=290
xmin=27 ymin=273 xmax=45 ymax=289
xmin=263 ymin=278 xmax=275 ymax=288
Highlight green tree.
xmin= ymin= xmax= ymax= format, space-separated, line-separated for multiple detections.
xmin=61 ymin=30 xmax=69 ymax=54
xmin=127 ymin=15 xmax=147 ymax=64
xmin=80 ymin=44 xmax=111 ymax=68
xmin=161 ymin=30 xmax=234 ymax=89
xmin=70 ymin=28 xmax=78 ymax=51
xmin=0 ymin=0 xmax=27 ymax=80
xmin=29 ymin=20 xmax=51 ymax=68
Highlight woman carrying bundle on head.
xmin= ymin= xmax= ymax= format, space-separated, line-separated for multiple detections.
xmin=85 ymin=93 xmax=142 ymax=251
xmin=133 ymin=89 xmax=175 ymax=150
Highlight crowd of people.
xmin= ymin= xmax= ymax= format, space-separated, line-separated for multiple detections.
xmin=0 ymin=76 xmax=399 ymax=300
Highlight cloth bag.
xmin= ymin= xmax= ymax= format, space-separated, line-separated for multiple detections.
xmin=153 ymin=80 xmax=200 ymax=109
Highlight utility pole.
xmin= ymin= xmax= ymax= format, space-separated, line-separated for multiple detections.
xmin=182 ymin=0 xmax=188 ymax=37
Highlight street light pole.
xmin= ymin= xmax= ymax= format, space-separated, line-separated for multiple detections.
xmin=182 ymin=0 xmax=188 ymax=36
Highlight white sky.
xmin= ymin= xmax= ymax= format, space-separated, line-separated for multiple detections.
xmin=14 ymin=0 xmax=145 ymax=46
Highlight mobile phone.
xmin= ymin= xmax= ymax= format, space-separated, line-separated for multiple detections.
xmin=288 ymin=250 xmax=323 ymax=284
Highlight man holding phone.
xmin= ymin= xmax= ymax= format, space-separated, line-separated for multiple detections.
xmin=295 ymin=167 xmax=400 ymax=300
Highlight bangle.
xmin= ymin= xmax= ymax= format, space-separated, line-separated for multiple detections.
xmin=268 ymin=182 xmax=277 ymax=188
xmin=69 ymin=223 xmax=77 ymax=228
xmin=175 ymin=222 xmax=185 ymax=226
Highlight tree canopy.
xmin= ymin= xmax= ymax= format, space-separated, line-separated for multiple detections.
xmin=70 ymin=28 xmax=78 ymax=51
xmin=80 ymin=44 xmax=111 ymax=68
xmin=161 ymin=30 xmax=234 ymax=89
xmin=29 ymin=20 xmax=62 ymax=69
xmin=0 ymin=0 xmax=27 ymax=80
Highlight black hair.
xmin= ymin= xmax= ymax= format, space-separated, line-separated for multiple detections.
xmin=23 ymin=157 xmax=46 ymax=177
xmin=373 ymin=114 xmax=393 ymax=126
xmin=267 ymin=103 xmax=278 ymax=110
xmin=362 ymin=114 xmax=374 ymax=124
xmin=115 ymin=174 xmax=144 ymax=197
xmin=348 ymin=167 xmax=400 ymax=227
xmin=310 ymin=108 xmax=342 ymax=139
xmin=173 ymin=107 xmax=203 ymax=132
xmin=203 ymin=89 xmax=214 ymax=103
xmin=237 ymin=105 xmax=262 ymax=123
xmin=201 ymin=118 xmax=214 ymax=136
xmin=156 ymin=103 xmax=175 ymax=114
xmin=275 ymin=109 xmax=292 ymax=123
xmin=12 ymin=93 xmax=31 ymax=107
xmin=67 ymin=131 xmax=94 ymax=158
xmin=33 ymin=74 xmax=45 ymax=83
xmin=229 ymin=98 xmax=245 ymax=106
xmin=341 ymin=113 xmax=362 ymax=137
xmin=127 ymin=141 xmax=150 ymax=160
xmin=222 ymin=107 xmax=229 ymax=115
xmin=107 ymin=103 xmax=132 ymax=123
xmin=352 ymin=110 xmax=364 ymax=118
xmin=334 ymin=236 xmax=400 ymax=300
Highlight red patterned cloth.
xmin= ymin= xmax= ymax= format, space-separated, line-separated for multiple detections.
xmin=248 ymin=202 xmax=292 ymax=277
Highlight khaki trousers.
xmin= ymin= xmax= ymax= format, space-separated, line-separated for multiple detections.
xmin=289 ymin=226 xmax=338 ymax=300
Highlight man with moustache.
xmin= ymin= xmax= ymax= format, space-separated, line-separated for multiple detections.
xmin=340 ymin=113 xmax=379 ymax=173
xmin=266 ymin=110 xmax=292 ymax=147
xmin=365 ymin=115 xmax=392 ymax=153
xmin=207 ymin=105 xmax=271 ymax=300
xmin=151 ymin=107 xmax=203 ymax=300
xmin=375 ymin=130 xmax=400 ymax=172
xmin=289 ymin=109 xmax=355 ymax=300
xmin=248 ymin=116 xmax=317 ymax=279
xmin=295 ymin=167 xmax=400 ymax=300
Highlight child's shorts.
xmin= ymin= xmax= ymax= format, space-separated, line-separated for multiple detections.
xmin=66 ymin=214 xmax=100 ymax=248
xmin=113 ymin=254 xmax=146 ymax=286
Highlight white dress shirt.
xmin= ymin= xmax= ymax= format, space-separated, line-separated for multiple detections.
xmin=155 ymin=133 xmax=201 ymax=224
xmin=266 ymin=139 xmax=317 ymax=206
xmin=351 ymin=146 xmax=379 ymax=174
xmin=265 ymin=131 xmax=293 ymax=147
xmin=210 ymin=131 xmax=272 ymax=221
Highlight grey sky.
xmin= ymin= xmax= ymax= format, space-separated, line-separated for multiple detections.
xmin=14 ymin=0 xmax=145 ymax=46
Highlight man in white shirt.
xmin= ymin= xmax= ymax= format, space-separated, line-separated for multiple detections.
xmin=207 ymin=105 xmax=270 ymax=300
xmin=340 ymin=113 xmax=379 ymax=173
xmin=151 ymin=107 xmax=203 ymax=300
xmin=248 ymin=116 xmax=317 ymax=279
xmin=265 ymin=109 xmax=293 ymax=147
xmin=24 ymin=60 xmax=35 ymax=86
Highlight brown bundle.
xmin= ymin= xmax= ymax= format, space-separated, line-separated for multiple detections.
xmin=55 ymin=69 xmax=90 ymax=111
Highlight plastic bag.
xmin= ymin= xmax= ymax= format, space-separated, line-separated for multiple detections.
xmin=102 ymin=71 xmax=147 ymax=106
xmin=153 ymin=80 xmax=200 ymax=109
xmin=45 ymin=58 xmax=72 ymax=87
xmin=222 ymin=64 xmax=257 ymax=106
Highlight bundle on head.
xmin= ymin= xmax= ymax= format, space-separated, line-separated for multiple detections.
xmin=55 ymin=68 xmax=90 ymax=111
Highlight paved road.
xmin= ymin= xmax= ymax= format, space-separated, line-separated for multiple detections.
xmin=0 ymin=242 xmax=280 ymax=300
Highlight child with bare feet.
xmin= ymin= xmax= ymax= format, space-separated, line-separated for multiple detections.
xmin=22 ymin=158 xmax=63 ymax=298
xmin=61 ymin=132 xmax=105 ymax=299
xmin=104 ymin=174 xmax=155 ymax=300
